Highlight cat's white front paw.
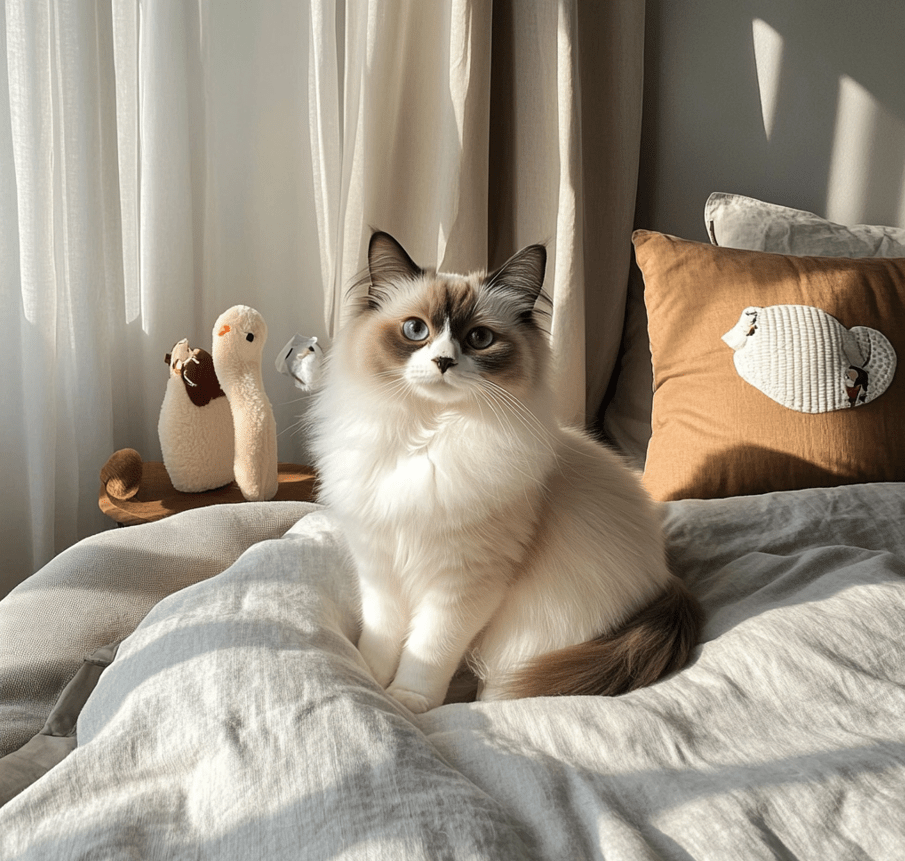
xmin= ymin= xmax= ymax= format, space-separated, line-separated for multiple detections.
xmin=357 ymin=633 xmax=399 ymax=688
xmin=362 ymin=654 xmax=397 ymax=689
xmin=386 ymin=685 xmax=432 ymax=714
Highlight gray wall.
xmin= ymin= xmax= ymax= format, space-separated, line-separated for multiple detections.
xmin=637 ymin=0 xmax=905 ymax=241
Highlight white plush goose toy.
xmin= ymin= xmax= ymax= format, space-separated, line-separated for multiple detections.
xmin=211 ymin=305 xmax=279 ymax=501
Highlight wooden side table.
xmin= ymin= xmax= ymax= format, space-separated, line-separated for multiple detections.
xmin=99 ymin=461 xmax=318 ymax=526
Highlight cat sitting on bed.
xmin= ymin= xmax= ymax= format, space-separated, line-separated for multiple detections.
xmin=310 ymin=232 xmax=702 ymax=713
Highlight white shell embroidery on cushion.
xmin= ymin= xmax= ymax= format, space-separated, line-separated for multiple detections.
xmin=721 ymin=304 xmax=897 ymax=413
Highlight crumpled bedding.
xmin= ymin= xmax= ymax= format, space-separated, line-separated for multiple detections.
xmin=1 ymin=482 xmax=903 ymax=860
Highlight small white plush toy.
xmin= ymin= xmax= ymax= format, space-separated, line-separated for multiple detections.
xmin=211 ymin=305 xmax=279 ymax=501
xmin=722 ymin=304 xmax=897 ymax=413
xmin=275 ymin=334 xmax=324 ymax=391
xmin=158 ymin=339 xmax=235 ymax=492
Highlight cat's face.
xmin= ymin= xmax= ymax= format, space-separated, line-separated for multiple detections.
xmin=349 ymin=232 xmax=549 ymax=406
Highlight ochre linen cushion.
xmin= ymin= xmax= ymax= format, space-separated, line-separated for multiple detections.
xmin=632 ymin=230 xmax=905 ymax=500
xmin=603 ymin=194 xmax=905 ymax=471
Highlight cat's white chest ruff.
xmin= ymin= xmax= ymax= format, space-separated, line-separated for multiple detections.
xmin=334 ymin=413 xmax=529 ymax=530
xmin=383 ymin=447 xmax=439 ymax=503
xmin=366 ymin=423 xmax=455 ymax=513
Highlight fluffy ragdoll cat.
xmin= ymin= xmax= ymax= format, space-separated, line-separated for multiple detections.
xmin=310 ymin=232 xmax=702 ymax=713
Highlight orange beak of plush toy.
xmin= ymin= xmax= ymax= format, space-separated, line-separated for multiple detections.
xmin=218 ymin=324 xmax=231 ymax=337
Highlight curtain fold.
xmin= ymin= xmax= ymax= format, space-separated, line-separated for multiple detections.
xmin=489 ymin=0 xmax=646 ymax=424
xmin=1 ymin=0 xmax=644 ymax=597
xmin=314 ymin=0 xmax=494 ymax=336
xmin=3 ymin=0 xmax=127 ymax=592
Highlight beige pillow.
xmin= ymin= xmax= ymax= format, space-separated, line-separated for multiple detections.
xmin=633 ymin=230 xmax=904 ymax=500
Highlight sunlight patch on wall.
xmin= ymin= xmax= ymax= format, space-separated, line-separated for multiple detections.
xmin=752 ymin=18 xmax=783 ymax=142
xmin=827 ymin=74 xmax=905 ymax=226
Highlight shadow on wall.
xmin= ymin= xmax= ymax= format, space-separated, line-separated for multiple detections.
xmin=637 ymin=0 xmax=905 ymax=240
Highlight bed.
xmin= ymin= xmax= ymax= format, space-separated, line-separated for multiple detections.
xmin=1 ymin=194 xmax=904 ymax=859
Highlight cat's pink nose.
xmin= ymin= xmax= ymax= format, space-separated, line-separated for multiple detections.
xmin=433 ymin=356 xmax=457 ymax=374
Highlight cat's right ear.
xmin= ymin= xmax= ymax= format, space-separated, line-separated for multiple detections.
xmin=367 ymin=232 xmax=423 ymax=309
xmin=484 ymin=243 xmax=547 ymax=318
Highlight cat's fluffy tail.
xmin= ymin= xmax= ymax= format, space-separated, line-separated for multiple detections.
xmin=507 ymin=576 xmax=703 ymax=699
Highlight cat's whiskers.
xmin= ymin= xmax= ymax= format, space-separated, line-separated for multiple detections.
xmin=371 ymin=370 xmax=416 ymax=403
xmin=481 ymin=378 xmax=592 ymax=466
xmin=463 ymin=380 xmax=520 ymax=442
xmin=279 ymin=416 xmax=308 ymax=440
xmin=474 ymin=385 xmax=551 ymax=455
xmin=473 ymin=400 xmax=559 ymax=486
xmin=276 ymin=394 xmax=321 ymax=441
xmin=474 ymin=383 xmax=599 ymax=491
xmin=474 ymin=378 xmax=559 ymax=461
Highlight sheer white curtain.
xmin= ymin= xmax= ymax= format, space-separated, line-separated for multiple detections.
xmin=2 ymin=0 xmax=325 ymax=596
xmin=1 ymin=0 xmax=643 ymax=597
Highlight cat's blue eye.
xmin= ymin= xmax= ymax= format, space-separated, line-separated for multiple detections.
xmin=466 ymin=327 xmax=494 ymax=349
xmin=402 ymin=318 xmax=429 ymax=342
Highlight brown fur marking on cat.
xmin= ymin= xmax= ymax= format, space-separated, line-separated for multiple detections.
xmin=506 ymin=575 xmax=703 ymax=698
xmin=424 ymin=276 xmax=478 ymax=333
xmin=360 ymin=268 xmax=541 ymax=393
xmin=369 ymin=315 xmax=425 ymax=370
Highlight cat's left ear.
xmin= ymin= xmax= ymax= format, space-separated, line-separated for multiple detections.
xmin=484 ymin=244 xmax=547 ymax=315
xmin=367 ymin=232 xmax=423 ymax=308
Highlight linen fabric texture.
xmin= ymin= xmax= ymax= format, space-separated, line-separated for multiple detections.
xmin=0 ymin=502 xmax=316 ymax=759
xmin=0 ymin=486 xmax=903 ymax=858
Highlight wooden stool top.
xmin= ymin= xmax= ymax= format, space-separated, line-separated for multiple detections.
xmin=99 ymin=461 xmax=318 ymax=526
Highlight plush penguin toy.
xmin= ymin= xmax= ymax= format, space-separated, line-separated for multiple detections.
xmin=275 ymin=334 xmax=324 ymax=391
xmin=158 ymin=339 xmax=235 ymax=492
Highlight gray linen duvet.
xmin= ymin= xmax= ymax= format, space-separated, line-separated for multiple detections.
xmin=0 ymin=482 xmax=903 ymax=859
